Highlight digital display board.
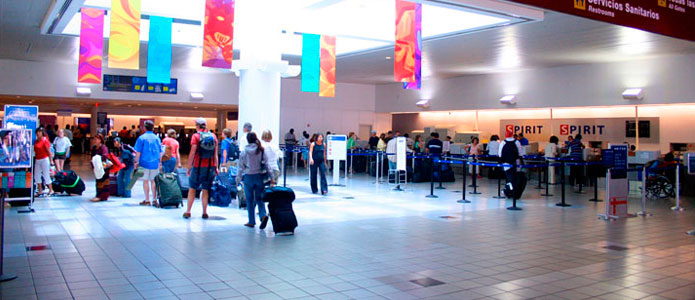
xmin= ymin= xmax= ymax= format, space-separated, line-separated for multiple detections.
xmin=103 ymin=74 xmax=177 ymax=94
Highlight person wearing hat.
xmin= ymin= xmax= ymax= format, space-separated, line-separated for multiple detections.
xmin=134 ymin=120 xmax=162 ymax=206
xmin=183 ymin=118 xmax=218 ymax=219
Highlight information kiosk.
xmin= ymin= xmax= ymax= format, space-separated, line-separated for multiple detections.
xmin=327 ymin=135 xmax=347 ymax=186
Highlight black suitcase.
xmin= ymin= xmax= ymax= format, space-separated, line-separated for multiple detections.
xmin=504 ymin=172 xmax=527 ymax=199
xmin=175 ymin=168 xmax=200 ymax=198
xmin=352 ymin=156 xmax=367 ymax=173
xmin=262 ymin=187 xmax=297 ymax=234
xmin=109 ymin=173 xmax=119 ymax=196
xmin=52 ymin=170 xmax=86 ymax=195
xmin=433 ymin=163 xmax=455 ymax=183
xmin=412 ymin=158 xmax=431 ymax=183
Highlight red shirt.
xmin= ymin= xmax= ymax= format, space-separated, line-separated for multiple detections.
xmin=34 ymin=137 xmax=51 ymax=160
xmin=190 ymin=131 xmax=217 ymax=168
xmin=162 ymin=137 xmax=180 ymax=160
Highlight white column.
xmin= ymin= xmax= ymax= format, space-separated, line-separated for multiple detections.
xmin=238 ymin=69 xmax=281 ymax=149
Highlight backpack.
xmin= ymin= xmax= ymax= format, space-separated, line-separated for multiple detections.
xmin=108 ymin=152 xmax=125 ymax=174
xmin=500 ymin=141 xmax=519 ymax=164
xmin=228 ymin=139 xmax=240 ymax=160
xmin=197 ymin=131 xmax=216 ymax=159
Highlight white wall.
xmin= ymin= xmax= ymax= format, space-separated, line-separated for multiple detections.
xmin=376 ymin=54 xmax=695 ymax=113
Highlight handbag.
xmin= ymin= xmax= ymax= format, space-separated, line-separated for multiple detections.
xmin=92 ymin=155 xmax=105 ymax=179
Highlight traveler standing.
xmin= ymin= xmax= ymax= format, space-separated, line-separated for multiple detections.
xmin=309 ymin=133 xmax=328 ymax=195
xmin=119 ymin=126 xmax=129 ymax=140
xmin=499 ymin=131 xmax=523 ymax=192
xmin=299 ymin=131 xmax=310 ymax=168
xmin=285 ymin=128 xmax=297 ymax=167
xmin=161 ymin=145 xmax=177 ymax=173
xmin=377 ymin=133 xmax=387 ymax=152
xmin=261 ymin=130 xmax=281 ymax=183
xmin=425 ymin=132 xmax=443 ymax=155
xmin=90 ymin=134 xmax=111 ymax=202
xmin=46 ymin=125 xmax=56 ymax=142
xmin=162 ymin=129 xmax=182 ymax=168
xmin=347 ymin=132 xmax=356 ymax=173
xmin=134 ymin=120 xmax=162 ymax=206
xmin=33 ymin=128 xmax=55 ymax=197
xmin=487 ymin=135 xmax=501 ymax=157
xmin=413 ymin=135 xmax=424 ymax=153
xmin=53 ymin=129 xmax=71 ymax=172
xmin=545 ymin=136 xmax=560 ymax=184
xmin=568 ymin=134 xmax=585 ymax=188
xmin=183 ymin=118 xmax=218 ymax=219
xmin=236 ymin=132 xmax=273 ymax=228
xmin=468 ymin=137 xmax=483 ymax=179
xmin=368 ymin=131 xmax=379 ymax=150
xmin=64 ymin=124 xmax=73 ymax=141
xmin=518 ymin=133 xmax=529 ymax=146
xmin=220 ymin=128 xmax=238 ymax=167
xmin=113 ymin=138 xmax=135 ymax=198
xmin=239 ymin=122 xmax=253 ymax=150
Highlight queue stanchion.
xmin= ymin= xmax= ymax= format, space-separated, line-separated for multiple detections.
xmin=556 ymin=161 xmax=571 ymax=207
xmin=426 ymin=157 xmax=438 ymax=198
xmin=375 ymin=152 xmax=380 ymax=185
xmin=457 ymin=159 xmax=470 ymax=203
xmin=541 ymin=161 xmax=553 ymax=197
xmin=435 ymin=156 xmax=446 ymax=190
xmin=671 ymin=164 xmax=684 ymax=211
xmin=588 ymin=170 xmax=601 ymax=202
xmin=282 ymin=156 xmax=287 ymax=187
xmin=507 ymin=162 xmax=522 ymax=211
xmin=536 ymin=164 xmax=543 ymax=190
xmin=0 ymin=194 xmax=17 ymax=282
xmin=637 ymin=166 xmax=653 ymax=216
xmin=469 ymin=160 xmax=481 ymax=195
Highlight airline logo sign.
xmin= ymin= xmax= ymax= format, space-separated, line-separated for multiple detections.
xmin=505 ymin=0 xmax=695 ymax=42
xmin=575 ymin=0 xmax=587 ymax=10
xmin=559 ymin=124 xmax=606 ymax=136
xmin=506 ymin=124 xmax=544 ymax=135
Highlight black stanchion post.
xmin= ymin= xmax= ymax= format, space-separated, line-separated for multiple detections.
xmin=458 ymin=160 xmax=470 ymax=203
xmin=507 ymin=162 xmax=522 ymax=211
xmin=283 ymin=157 xmax=287 ymax=187
xmin=541 ymin=162 xmax=553 ymax=197
xmin=426 ymin=157 xmax=438 ymax=198
xmin=536 ymin=165 xmax=543 ymax=189
xmin=469 ymin=159 xmax=481 ymax=195
xmin=556 ymin=161 xmax=571 ymax=207
xmin=493 ymin=171 xmax=505 ymax=199
xmin=436 ymin=156 xmax=446 ymax=190
xmin=589 ymin=171 xmax=601 ymax=202
xmin=0 ymin=194 xmax=17 ymax=282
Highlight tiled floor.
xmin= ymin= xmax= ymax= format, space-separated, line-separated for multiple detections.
xmin=1 ymin=155 xmax=694 ymax=300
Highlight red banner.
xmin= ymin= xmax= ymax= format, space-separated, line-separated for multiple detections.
xmin=505 ymin=0 xmax=695 ymax=42
xmin=202 ymin=0 xmax=235 ymax=68
xmin=319 ymin=35 xmax=336 ymax=98
xmin=394 ymin=0 xmax=416 ymax=83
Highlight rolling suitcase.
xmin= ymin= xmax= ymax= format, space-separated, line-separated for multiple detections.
xmin=109 ymin=173 xmax=119 ymax=196
xmin=504 ymin=172 xmax=527 ymax=199
xmin=175 ymin=168 xmax=200 ymax=198
xmin=262 ymin=186 xmax=297 ymax=234
xmin=154 ymin=172 xmax=183 ymax=208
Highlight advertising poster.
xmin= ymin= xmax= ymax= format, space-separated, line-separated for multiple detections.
xmin=326 ymin=135 xmax=347 ymax=161
xmin=0 ymin=129 xmax=33 ymax=168
xmin=396 ymin=137 xmax=406 ymax=171
xmin=3 ymin=105 xmax=39 ymax=141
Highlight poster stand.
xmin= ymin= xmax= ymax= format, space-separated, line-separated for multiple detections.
xmin=599 ymin=144 xmax=635 ymax=220
xmin=327 ymin=135 xmax=347 ymax=187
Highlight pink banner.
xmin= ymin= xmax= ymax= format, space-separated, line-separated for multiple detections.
xmin=78 ymin=8 xmax=105 ymax=83
xmin=202 ymin=0 xmax=235 ymax=68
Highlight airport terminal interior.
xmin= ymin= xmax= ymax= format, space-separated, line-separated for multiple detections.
xmin=1 ymin=0 xmax=695 ymax=299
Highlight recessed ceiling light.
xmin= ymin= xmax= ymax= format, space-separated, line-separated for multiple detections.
xmin=137 ymin=104 xmax=142 ymax=106
xmin=385 ymin=56 xmax=392 ymax=59
xmin=193 ymin=106 xmax=198 ymax=109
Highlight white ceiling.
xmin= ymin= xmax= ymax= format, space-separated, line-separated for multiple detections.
xmin=1 ymin=0 xmax=694 ymax=85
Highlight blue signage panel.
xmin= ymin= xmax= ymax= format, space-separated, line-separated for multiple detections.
xmin=327 ymin=135 xmax=347 ymax=142
xmin=689 ymin=154 xmax=695 ymax=175
xmin=602 ymin=149 xmax=614 ymax=167
xmin=0 ymin=129 xmax=33 ymax=168
xmin=103 ymin=74 xmax=177 ymax=94
xmin=611 ymin=144 xmax=628 ymax=179
xmin=3 ymin=105 xmax=39 ymax=141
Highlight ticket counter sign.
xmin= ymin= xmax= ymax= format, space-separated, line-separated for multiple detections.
xmin=326 ymin=135 xmax=347 ymax=161
xmin=506 ymin=0 xmax=695 ymax=42
xmin=3 ymin=105 xmax=38 ymax=141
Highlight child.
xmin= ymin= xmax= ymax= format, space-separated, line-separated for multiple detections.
xmin=161 ymin=145 xmax=177 ymax=173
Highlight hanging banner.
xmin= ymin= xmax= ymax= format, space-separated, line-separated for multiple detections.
xmin=505 ymin=0 xmax=695 ymax=42
xmin=78 ymin=8 xmax=105 ymax=84
xmin=319 ymin=35 xmax=336 ymax=98
xmin=301 ymin=33 xmax=321 ymax=93
xmin=202 ymin=0 xmax=235 ymax=68
xmin=394 ymin=0 xmax=416 ymax=83
xmin=403 ymin=2 xmax=422 ymax=90
xmin=147 ymin=16 xmax=172 ymax=84
xmin=108 ymin=0 xmax=141 ymax=69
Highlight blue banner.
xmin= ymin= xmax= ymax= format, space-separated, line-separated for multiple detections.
xmin=301 ymin=33 xmax=320 ymax=93
xmin=3 ymin=105 xmax=39 ymax=141
xmin=147 ymin=16 xmax=172 ymax=84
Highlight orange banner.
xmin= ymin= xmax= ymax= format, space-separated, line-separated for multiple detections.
xmin=319 ymin=35 xmax=336 ymax=98
xmin=107 ymin=0 xmax=141 ymax=69
xmin=394 ymin=0 xmax=416 ymax=83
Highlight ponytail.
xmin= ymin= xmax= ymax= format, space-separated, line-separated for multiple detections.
xmin=246 ymin=132 xmax=264 ymax=154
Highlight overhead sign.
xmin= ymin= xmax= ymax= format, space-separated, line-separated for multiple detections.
xmin=3 ymin=105 xmax=39 ymax=141
xmin=500 ymin=117 xmax=659 ymax=144
xmin=505 ymin=0 xmax=695 ymax=42
xmin=326 ymin=135 xmax=347 ymax=161
xmin=103 ymin=74 xmax=178 ymax=94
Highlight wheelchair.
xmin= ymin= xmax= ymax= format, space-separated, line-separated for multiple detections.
xmin=644 ymin=160 xmax=675 ymax=199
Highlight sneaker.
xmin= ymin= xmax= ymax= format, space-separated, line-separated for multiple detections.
xmin=244 ymin=223 xmax=255 ymax=228
xmin=202 ymin=213 xmax=209 ymax=219
xmin=259 ymin=216 xmax=269 ymax=229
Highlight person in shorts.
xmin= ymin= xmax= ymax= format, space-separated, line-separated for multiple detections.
xmin=134 ymin=120 xmax=162 ymax=206
xmin=183 ymin=118 xmax=218 ymax=219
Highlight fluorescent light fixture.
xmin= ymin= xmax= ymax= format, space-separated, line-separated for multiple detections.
xmin=499 ymin=95 xmax=516 ymax=104
xmin=59 ymin=0 xmax=524 ymax=56
xmin=190 ymin=92 xmax=204 ymax=101
xmin=622 ymin=88 xmax=644 ymax=100
xmin=76 ymin=87 xmax=91 ymax=96
xmin=416 ymin=99 xmax=430 ymax=109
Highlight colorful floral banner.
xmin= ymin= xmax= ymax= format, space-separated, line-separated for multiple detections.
xmin=394 ymin=0 xmax=416 ymax=83
xmin=78 ymin=8 xmax=104 ymax=84
xmin=147 ymin=16 xmax=172 ymax=84
xmin=301 ymin=33 xmax=321 ymax=93
xmin=202 ymin=0 xmax=235 ymax=68
xmin=319 ymin=35 xmax=336 ymax=98
xmin=108 ymin=0 xmax=141 ymax=69
xmin=403 ymin=2 xmax=421 ymax=90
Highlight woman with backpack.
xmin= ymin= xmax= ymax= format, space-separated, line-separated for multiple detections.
xmin=236 ymin=132 xmax=273 ymax=228
xmin=309 ymin=133 xmax=328 ymax=195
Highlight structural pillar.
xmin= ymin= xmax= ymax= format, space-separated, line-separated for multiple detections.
xmin=90 ymin=105 xmax=98 ymax=138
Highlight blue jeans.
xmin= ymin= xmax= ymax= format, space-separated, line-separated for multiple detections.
xmin=310 ymin=160 xmax=327 ymax=194
xmin=117 ymin=165 xmax=134 ymax=198
xmin=243 ymin=174 xmax=267 ymax=225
